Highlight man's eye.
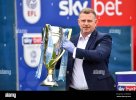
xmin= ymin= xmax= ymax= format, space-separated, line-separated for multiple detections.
xmin=88 ymin=20 xmax=92 ymax=22
xmin=81 ymin=20 xmax=86 ymax=22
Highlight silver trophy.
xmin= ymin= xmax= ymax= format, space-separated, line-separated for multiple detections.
xmin=36 ymin=24 xmax=72 ymax=86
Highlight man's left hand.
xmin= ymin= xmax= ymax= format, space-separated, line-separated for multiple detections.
xmin=62 ymin=39 xmax=75 ymax=53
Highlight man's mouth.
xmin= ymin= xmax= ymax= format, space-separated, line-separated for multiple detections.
xmin=83 ymin=27 xmax=89 ymax=29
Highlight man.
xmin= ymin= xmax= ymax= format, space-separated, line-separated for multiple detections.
xmin=63 ymin=8 xmax=116 ymax=91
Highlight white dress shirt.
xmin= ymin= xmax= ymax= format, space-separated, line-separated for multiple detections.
xmin=70 ymin=33 xmax=91 ymax=90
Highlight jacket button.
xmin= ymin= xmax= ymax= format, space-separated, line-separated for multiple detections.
xmin=66 ymin=71 xmax=69 ymax=74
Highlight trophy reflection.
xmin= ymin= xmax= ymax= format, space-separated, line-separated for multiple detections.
xmin=36 ymin=24 xmax=72 ymax=86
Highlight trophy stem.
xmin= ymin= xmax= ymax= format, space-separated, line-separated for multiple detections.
xmin=40 ymin=69 xmax=58 ymax=87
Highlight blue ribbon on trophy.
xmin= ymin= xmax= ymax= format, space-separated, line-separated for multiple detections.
xmin=35 ymin=28 xmax=46 ymax=79
xmin=58 ymin=29 xmax=69 ymax=81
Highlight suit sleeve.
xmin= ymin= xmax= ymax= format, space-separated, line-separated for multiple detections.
xmin=75 ymin=35 xmax=112 ymax=62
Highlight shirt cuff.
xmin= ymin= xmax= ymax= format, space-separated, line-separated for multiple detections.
xmin=72 ymin=47 xmax=76 ymax=59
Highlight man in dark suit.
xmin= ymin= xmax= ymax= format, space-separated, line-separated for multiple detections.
xmin=63 ymin=8 xmax=116 ymax=91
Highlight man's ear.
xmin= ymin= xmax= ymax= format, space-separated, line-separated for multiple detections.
xmin=77 ymin=19 xmax=79 ymax=25
xmin=95 ymin=19 xmax=98 ymax=25
xmin=78 ymin=19 xmax=82 ymax=29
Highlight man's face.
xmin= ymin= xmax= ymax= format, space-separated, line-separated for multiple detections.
xmin=78 ymin=13 xmax=97 ymax=35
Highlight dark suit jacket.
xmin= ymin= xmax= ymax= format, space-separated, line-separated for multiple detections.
xmin=66 ymin=30 xmax=116 ymax=91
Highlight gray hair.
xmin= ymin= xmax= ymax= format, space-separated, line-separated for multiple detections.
xmin=79 ymin=8 xmax=96 ymax=18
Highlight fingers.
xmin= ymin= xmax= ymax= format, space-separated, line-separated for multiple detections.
xmin=62 ymin=42 xmax=67 ymax=48
xmin=61 ymin=39 xmax=68 ymax=48
xmin=63 ymin=38 xmax=69 ymax=43
xmin=62 ymin=40 xmax=70 ymax=49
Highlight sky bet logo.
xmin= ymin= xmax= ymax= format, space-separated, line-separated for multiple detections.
xmin=59 ymin=0 xmax=122 ymax=16
xmin=93 ymin=0 xmax=122 ymax=16
xmin=59 ymin=0 xmax=88 ymax=16
xmin=23 ymin=37 xmax=42 ymax=45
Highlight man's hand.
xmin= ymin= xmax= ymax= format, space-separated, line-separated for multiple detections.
xmin=62 ymin=39 xmax=75 ymax=53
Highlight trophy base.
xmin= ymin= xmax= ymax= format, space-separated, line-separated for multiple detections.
xmin=40 ymin=74 xmax=58 ymax=87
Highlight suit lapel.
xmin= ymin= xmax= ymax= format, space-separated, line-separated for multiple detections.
xmin=72 ymin=35 xmax=79 ymax=47
xmin=85 ymin=30 xmax=97 ymax=50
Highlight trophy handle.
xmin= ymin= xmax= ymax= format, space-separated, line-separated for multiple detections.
xmin=51 ymin=50 xmax=65 ymax=66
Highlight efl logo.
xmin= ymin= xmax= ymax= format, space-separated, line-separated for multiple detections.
xmin=23 ymin=0 xmax=41 ymax=24
xmin=59 ymin=0 xmax=88 ymax=16
xmin=22 ymin=34 xmax=42 ymax=68
xmin=92 ymin=0 xmax=123 ymax=16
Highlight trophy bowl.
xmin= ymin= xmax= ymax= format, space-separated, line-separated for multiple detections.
xmin=37 ymin=24 xmax=72 ymax=86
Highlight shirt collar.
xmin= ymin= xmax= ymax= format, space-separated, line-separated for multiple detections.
xmin=79 ymin=32 xmax=91 ymax=40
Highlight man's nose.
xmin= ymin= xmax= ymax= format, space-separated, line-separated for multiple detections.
xmin=84 ymin=21 xmax=88 ymax=25
xmin=85 ymin=20 xmax=88 ymax=25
